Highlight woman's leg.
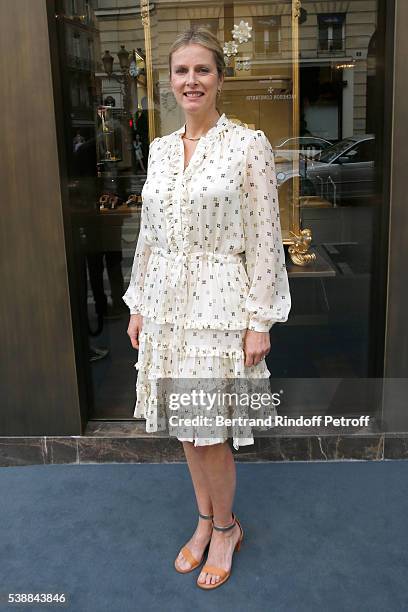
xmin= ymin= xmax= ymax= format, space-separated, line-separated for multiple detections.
xmin=174 ymin=441 xmax=214 ymax=571
xmin=195 ymin=441 xmax=242 ymax=586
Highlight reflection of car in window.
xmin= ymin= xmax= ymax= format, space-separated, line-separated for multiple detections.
xmin=273 ymin=136 xmax=332 ymax=162
xmin=276 ymin=135 xmax=376 ymax=205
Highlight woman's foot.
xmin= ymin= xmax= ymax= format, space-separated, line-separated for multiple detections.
xmin=197 ymin=516 xmax=242 ymax=586
xmin=174 ymin=516 xmax=213 ymax=572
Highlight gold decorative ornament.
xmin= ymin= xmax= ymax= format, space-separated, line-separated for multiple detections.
xmin=288 ymin=229 xmax=316 ymax=265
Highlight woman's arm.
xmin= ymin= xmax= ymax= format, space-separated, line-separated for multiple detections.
xmin=242 ymin=130 xmax=291 ymax=333
xmin=122 ymin=138 xmax=159 ymax=315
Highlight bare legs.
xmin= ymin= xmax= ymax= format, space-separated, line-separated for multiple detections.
xmin=174 ymin=441 xmax=242 ymax=585
xmin=174 ymin=442 xmax=213 ymax=571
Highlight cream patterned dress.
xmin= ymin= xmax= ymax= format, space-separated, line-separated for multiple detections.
xmin=122 ymin=113 xmax=291 ymax=449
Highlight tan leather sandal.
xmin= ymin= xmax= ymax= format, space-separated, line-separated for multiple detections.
xmin=174 ymin=512 xmax=213 ymax=574
xmin=196 ymin=512 xmax=244 ymax=590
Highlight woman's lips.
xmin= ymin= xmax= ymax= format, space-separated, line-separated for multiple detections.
xmin=183 ymin=92 xmax=204 ymax=98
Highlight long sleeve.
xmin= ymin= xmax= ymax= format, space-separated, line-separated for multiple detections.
xmin=122 ymin=138 xmax=158 ymax=315
xmin=242 ymin=130 xmax=291 ymax=332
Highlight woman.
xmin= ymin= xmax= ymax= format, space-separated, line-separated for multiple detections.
xmin=123 ymin=27 xmax=291 ymax=589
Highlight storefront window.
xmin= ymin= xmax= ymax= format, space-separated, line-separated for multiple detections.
xmin=52 ymin=0 xmax=388 ymax=421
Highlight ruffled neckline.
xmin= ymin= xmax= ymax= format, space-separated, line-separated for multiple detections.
xmin=164 ymin=112 xmax=231 ymax=253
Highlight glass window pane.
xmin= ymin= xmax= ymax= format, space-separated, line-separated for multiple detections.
xmin=52 ymin=0 xmax=389 ymax=427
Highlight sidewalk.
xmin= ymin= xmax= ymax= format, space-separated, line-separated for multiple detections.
xmin=1 ymin=461 xmax=407 ymax=612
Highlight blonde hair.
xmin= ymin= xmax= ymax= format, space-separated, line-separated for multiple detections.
xmin=168 ymin=26 xmax=225 ymax=113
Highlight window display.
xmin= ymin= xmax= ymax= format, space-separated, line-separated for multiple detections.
xmin=53 ymin=0 xmax=388 ymax=423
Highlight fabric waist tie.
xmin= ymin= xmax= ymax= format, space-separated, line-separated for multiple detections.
xmin=150 ymin=247 xmax=244 ymax=289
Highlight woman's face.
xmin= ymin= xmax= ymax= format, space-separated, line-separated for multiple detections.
xmin=170 ymin=43 xmax=223 ymax=116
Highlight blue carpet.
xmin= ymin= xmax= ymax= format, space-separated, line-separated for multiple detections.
xmin=1 ymin=461 xmax=407 ymax=612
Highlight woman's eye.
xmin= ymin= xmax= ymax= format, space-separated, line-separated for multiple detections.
xmin=175 ymin=67 xmax=209 ymax=73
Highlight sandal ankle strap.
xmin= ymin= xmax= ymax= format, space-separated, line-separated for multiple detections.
xmin=212 ymin=512 xmax=236 ymax=532
xmin=198 ymin=512 xmax=213 ymax=520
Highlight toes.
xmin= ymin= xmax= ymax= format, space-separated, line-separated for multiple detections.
xmin=198 ymin=571 xmax=220 ymax=585
xmin=176 ymin=552 xmax=188 ymax=570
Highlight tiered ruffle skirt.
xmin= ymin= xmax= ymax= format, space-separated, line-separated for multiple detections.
xmin=134 ymin=318 xmax=276 ymax=450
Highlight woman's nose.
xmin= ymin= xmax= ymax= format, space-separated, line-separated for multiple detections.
xmin=186 ymin=71 xmax=198 ymax=85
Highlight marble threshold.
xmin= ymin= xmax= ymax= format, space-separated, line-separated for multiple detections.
xmin=0 ymin=419 xmax=408 ymax=466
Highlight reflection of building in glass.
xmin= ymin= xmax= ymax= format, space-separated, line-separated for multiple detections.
xmin=299 ymin=2 xmax=376 ymax=140
xmin=55 ymin=0 xmax=101 ymax=177
xmin=82 ymin=1 xmax=375 ymax=144
xmin=132 ymin=1 xmax=375 ymax=144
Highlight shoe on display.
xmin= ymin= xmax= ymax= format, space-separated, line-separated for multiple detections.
xmin=89 ymin=346 xmax=109 ymax=362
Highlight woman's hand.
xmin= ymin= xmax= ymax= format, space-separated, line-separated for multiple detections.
xmin=127 ymin=314 xmax=143 ymax=349
xmin=243 ymin=329 xmax=270 ymax=367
